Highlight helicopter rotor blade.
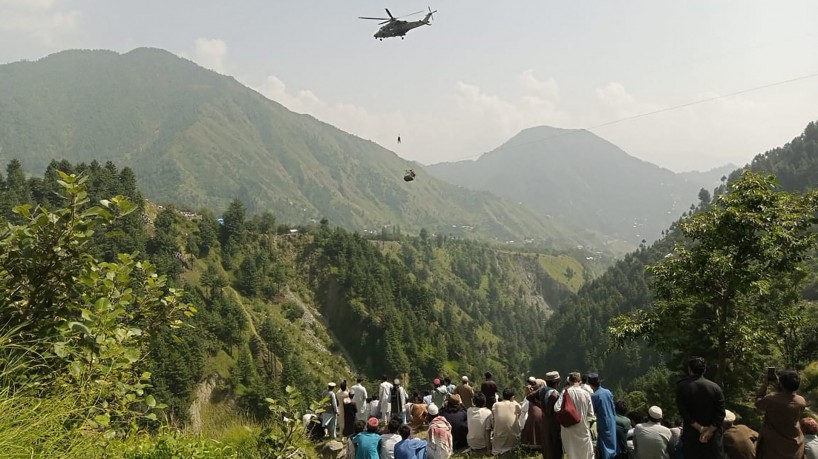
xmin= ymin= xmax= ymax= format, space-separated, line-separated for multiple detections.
xmin=385 ymin=8 xmax=394 ymax=19
xmin=395 ymin=10 xmax=425 ymax=19
xmin=359 ymin=16 xmax=390 ymax=20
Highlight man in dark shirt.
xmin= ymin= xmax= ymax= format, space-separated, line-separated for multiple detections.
xmin=676 ymin=356 xmax=725 ymax=458
xmin=613 ymin=399 xmax=631 ymax=459
xmin=481 ymin=372 xmax=498 ymax=410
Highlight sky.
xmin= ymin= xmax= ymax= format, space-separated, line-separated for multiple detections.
xmin=1 ymin=0 xmax=816 ymax=172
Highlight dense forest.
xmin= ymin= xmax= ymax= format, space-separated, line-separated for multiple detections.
xmin=0 ymin=157 xmax=587 ymax=456
xmin=2 ymin=122 xmax=818 ymax=457
xmin=537 ymin=122 xmax=818 ymax=419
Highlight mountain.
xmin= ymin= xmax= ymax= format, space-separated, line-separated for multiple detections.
xmin=0 ymin=48 xmax=599 ymax=249
xmin=534 ymin=121 xmax=818 ymax=387
xmin=426 ymin=126 xmax=726 ymax=245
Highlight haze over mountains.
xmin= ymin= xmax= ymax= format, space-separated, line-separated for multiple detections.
xmin=0 ymin=48 xmax=603 ymax=248
xmin=427 ymin=126 xmax=734 ymax=244
xmin=1 ymin=47 xmax=729 ymax=250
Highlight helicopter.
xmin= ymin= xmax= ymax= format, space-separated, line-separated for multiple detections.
xmin=359 ymin=7 xmax=437 ymax=40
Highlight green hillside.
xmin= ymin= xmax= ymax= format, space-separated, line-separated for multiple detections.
xmin=0 ymin=159 xmax=588 ymax=456
xmin=535 ymin=121 xmax=818 ymax=393
xmin=0 ymin=48 xmax=609 ymax=250
xmin=427 ymin=126 xmax=728 ymax=246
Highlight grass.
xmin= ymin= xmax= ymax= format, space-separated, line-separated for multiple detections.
xmin=0 ymin=391 xmax=98 ymax=459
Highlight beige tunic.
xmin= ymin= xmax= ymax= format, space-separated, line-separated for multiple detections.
xmin=490 ymin=400 xmax=522 ymax=455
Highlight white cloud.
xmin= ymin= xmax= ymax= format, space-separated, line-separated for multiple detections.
xmin=193 ymin=38 xmax=228 ymax=73
xmin=256 ymin=70 xmax=576 ymax=165
xmin=254 ymin=70 xmax=787 ymax=172
xmin=0 ymin=0 xmax=81 ymax=47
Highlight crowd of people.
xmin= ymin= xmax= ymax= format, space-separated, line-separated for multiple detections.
xmin=309 ymin=358 xmax=817 ymax=459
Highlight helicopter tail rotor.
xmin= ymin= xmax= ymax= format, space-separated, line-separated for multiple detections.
xmin=424 ymin=7 xmax=437 ymax=23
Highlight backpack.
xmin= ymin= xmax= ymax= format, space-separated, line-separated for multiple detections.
xmin=555 ymin=389 xmax=581 ymax=428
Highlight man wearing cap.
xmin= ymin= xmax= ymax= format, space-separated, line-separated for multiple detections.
xmin=352 ymin=417 xmax=382 ymax=459
xmin=589 ymin=373 xmax=617 ymax=459
xmin=676 ymin=356 xmax=725 ymax=458
xmin=427 ymin=403 xmax=453 ymax=459
xmin=633 ymin=406 xmax=672 ymax=459
xmin=322 ymin=382 xmax=339 ymax=439
xmin=352 ymin=377 xmax=369 ymax=422
xmin=453 ymin=376 xmax=474 ymax=408
xmin=722 ymin=409 xmax=757 ymax=459
xmin=540 ymin=371 xmax=563 ymax=459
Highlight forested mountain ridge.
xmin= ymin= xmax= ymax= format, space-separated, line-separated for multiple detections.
xmin=426 ymin=125 xmax=729 ymax=246
xmin=535 ymin=121 xmax=818 ymax=392
xmin=0 ymin=158 xmax=586 ymax=442
xmin=0 ymin=47 xmax=607 ymax=249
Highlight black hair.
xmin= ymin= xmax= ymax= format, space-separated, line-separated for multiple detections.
xmin=444 ymin=376 xmax=451 ymax=385
xmin=357 ymin=377 xmax=364 ymax=383
xmin=779 ymin=370 xmax=801 ymax=392
xmin=581 ymin=374 xmax=588 ymax=384
xmin=398 ymin=424 xmax=412 ymax=439
xmin=484 ymin=372 xmax=492 ymax=379
xmin=354 ymin=420 xmax=366 ymax=434
xmin=473 ymin=392 xmax=486 ymax=408
xmin=502 ymin=388 xmax=515 ymax=400
xmin=567 ymin=372 xmax=581 ymax=383
xmin=614 ymin=399 xmax=628 ymax=416
xmin=340 ymin=380 xmax=347 ymax=391
xmin=387 ymin=417 xmax=401 ymax=433
xmin=688 ymin=357 xmax=706 ymax=376
xmin=382 ymin=374 xmax=388 ymax=381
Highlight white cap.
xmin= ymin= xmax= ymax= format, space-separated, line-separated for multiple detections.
xmin=328 ymin=382 xmax=336 ymax=388
xmin=648 ymin=406 xmax=662 ymax=421
xmin=394 ymin=378 xmax=401 ymax=385
xmin=725 ymin=410 xmax=736 ymax=423
xmin=428 ymin=403 xmax=439 ymax=416
xmin=461 ymin=376 xmax=469 ymax=383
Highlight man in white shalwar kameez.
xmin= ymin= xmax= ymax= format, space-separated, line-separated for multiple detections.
xmin=554 ymin=372 xmax=595 ymax=459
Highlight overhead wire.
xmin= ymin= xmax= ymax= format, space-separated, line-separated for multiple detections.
xmin=443 ymin=70 xmax=818 ymax=163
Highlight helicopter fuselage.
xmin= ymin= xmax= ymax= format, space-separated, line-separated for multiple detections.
xmin=374 ymin=16 xmax=431 ymax=39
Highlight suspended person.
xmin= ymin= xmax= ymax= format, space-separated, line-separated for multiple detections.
xmin=397 ymin=135 xmax=401 ymax=144
xmin=403 ymin=169 xmax=416 ymax=182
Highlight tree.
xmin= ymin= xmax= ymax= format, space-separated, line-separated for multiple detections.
xmin=0 ymin=172 xmax=194 ymax=434
xmin=610 ymin=171 xmax=818 ymax=397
